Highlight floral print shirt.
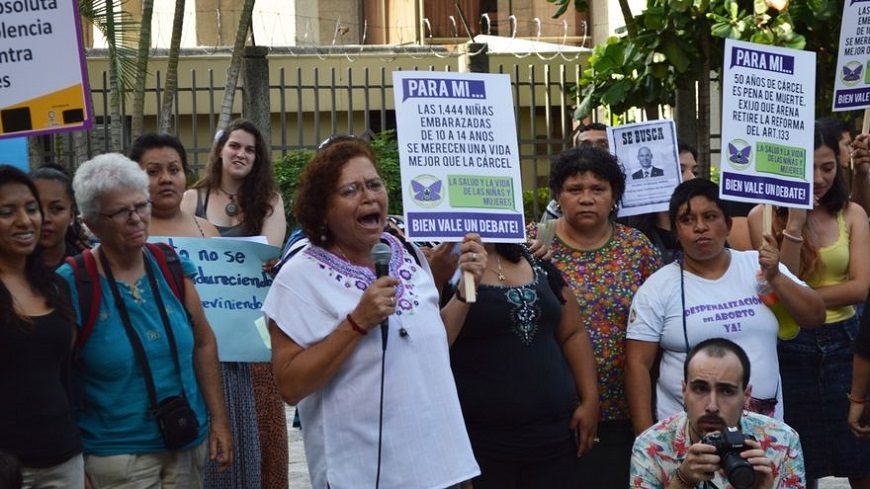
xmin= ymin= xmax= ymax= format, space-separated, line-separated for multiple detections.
xmin=630 ymin=411 xmax=806 ymax=488
xmin=531 ymin=222 xmax=661 ymax=420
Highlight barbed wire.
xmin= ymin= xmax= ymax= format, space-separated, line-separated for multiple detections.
xmin=90 ymin=8 xmax=590 ymax=63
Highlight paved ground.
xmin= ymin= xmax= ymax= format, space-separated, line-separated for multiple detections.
xmin=284 ymin=406 xmax=850 ymax=488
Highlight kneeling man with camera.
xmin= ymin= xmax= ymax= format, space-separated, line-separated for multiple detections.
xmin=630 ymin=338 xmax=805 ymax=488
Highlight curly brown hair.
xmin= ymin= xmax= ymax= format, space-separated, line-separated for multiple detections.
xmin=193 ymin=120 xmax=276 ymax=236
xmin=294 ymin=138 xmax=378 ymax=247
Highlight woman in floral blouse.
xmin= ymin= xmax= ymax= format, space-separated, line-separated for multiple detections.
xmin=530 ymin=146 xmax=662 ymax=487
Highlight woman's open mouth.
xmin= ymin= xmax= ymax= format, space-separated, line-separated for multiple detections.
xmin=357 ymin=212 xmax=382 ymax=230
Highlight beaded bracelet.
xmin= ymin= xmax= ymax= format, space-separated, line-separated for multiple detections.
xmin=346 ymin=313 xmax=367 ymax=335
xmin=848 ymin=393 xmax=868 ymax=404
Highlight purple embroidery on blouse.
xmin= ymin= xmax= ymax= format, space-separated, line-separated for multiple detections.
xmin=302 ymin=233 xmax=423 ymax=313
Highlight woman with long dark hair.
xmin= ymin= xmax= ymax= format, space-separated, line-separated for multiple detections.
xmin=182 ymin=119 xmax=285 ymax=246
xmin=748 ymin=121 xmax=870 ymax=488
xmin=181 ymin=120 xmax=288 ymax=488
xmin=0 ymin=165 xmax=83 ymax=488
xmin=30 ymin=165 xmax=90 ymax=268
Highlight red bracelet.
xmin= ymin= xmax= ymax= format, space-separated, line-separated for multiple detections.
xmin=346 ymin=314 xmax=367 ymax=335
xmin=848 ymin=393 xmax=868 ymax=404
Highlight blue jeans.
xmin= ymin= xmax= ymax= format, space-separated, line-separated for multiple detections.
xmin=778 ymin=316 xmax=870 ymax=479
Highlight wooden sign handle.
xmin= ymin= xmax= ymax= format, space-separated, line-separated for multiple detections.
xmin=463 ymin=271 xmax=476 ymax=303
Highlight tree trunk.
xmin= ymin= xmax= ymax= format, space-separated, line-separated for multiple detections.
xmin=675 ymin=85 xmax=697 ymax=148
xmin=72 ymin=130 xmax=91 ymax=166
xmin=106 ymin=0 xmax=123 ymax=151
xmin=131 ymin=0 xmax=155 ymax=139
xmin=216 ymin=0 xmax=256 ymax=134
xmin=616 ymin=0 xmax=637 ymax=38
xmin=697 ymin=20 xmax=711 ymax=179
xmin=159 ymin=0 xmax=185 ymax=133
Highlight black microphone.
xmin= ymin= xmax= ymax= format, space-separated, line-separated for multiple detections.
xmin=371 ymin=242 xmax=392 ymax=350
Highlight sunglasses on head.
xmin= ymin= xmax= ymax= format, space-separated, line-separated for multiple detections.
xmin=317 ymin=134 xmax=366 ymax=151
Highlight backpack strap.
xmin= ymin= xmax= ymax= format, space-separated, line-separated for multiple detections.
xmin=65 ymin=249 xmax=101 ymax=350
xmin=145 ymin=242 xmax=186 ymax=309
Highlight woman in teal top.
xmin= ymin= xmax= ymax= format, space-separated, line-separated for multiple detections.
xmin=58 ymin=153 xmax=231 ymax=488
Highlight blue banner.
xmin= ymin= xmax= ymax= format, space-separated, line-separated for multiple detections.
xmin=152 ymin=236 xmax=280 ymax=362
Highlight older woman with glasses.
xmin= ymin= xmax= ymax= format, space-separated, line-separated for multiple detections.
xmin=58 ymin=153 xmax=231 ymax=488
xmin=264 ymin=137 xmax=484 ymax=488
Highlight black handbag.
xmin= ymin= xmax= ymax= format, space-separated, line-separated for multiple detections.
xmin=101 ymin=249 xmax=200 ymax=450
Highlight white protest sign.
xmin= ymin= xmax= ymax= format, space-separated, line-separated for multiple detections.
xmin=0 ymin=0 xmax=93 ymax=139
xmin=607 ymin=119 xmax=681 ymax=217
xmin=152 ymin=236 xmax=280 ymax=362
xmin=720 ymin=39 xmax=815 ymax=209
xmin=833 ymin=0 xmax=870 ymax=111
xmin=392 ymin=71 xmax=526 ymax=243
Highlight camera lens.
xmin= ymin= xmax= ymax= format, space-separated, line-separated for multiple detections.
xmin=722 ymin=452 xmax=755 ymax=489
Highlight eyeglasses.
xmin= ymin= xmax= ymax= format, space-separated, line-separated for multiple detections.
xmin=101 ymin=201 xmax=152 ymax=223
xmin=317 ymin=134 xmax=364 ymax=151
xmin=336 ymin=178 xmax=386 ymax=199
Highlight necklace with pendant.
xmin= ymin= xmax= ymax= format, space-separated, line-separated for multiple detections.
xmin=488 ymin=254 xmax=506 ymax=282
xmin=222 ymin=187 xmax=239 ymax=217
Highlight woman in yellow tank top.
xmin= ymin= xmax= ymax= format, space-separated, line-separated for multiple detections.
xmin=748 ymin=121 xmax=870 ymax=489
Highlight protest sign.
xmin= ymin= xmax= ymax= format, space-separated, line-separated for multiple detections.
xmin=0 ymin=0 xmax=93 ymax=139
xmin=152 ymin=236 xmax=279 ymax=362
xmin=607 ymin=120 xmax=681 ymax=217
xmin=833 ymin=0 xmax=870 ymax=111
xmin=720 ymin=39 xmax=816 ymax=209
xmin=392 ymin=71 xmax=526 ymax=243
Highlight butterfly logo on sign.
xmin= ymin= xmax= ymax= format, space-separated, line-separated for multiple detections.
xmin=842 ymin=61 xmax=864 ymax=87
xmin=409 ymin=175 xmax=444 ymax=208
xmin=726 ymin=139 xmax=752 ymax=170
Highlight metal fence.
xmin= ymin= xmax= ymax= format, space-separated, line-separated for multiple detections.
xmin=39 ymin=59 xmax=583 ymax=191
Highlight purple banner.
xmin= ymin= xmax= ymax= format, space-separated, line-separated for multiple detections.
xmin=730 ymin=46 xmax=794 ymax=75
xmin=401 ymin=78 xmax=486 ymax=102
xmin=721 ymin=172 xmax=810 ymax=206
xmin=834 ymin=86 xmax=870 ymax=109
xmin=406 ymin=212 xmax=524 ymax=239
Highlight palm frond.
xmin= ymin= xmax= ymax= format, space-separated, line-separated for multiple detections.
xmin=79 ymin=0 xmax=141 ymax=94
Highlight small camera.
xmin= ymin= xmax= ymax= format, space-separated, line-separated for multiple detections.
xmin=701 ymin=427 xmax=756 ymax=489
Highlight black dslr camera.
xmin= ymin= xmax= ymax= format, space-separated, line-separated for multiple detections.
xmin=701 ymin=427 xmax=756 ymax=489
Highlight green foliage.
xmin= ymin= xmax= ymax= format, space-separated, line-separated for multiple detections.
xmin=274 ymin=130 xmax=404 ymax=228
xmin=79 ymin=0 xmax=141 ymax=94
xmin=709 ymin=164 xmax=721 ymax=185
xmin=562 ymin=0 xmax=842 ymax=120
xmin=523 ymin=187 xmax=552 ymax=222
xmin=546 ymin=0 xmax=589 ymax=18
xmin=273 ymin=148 xmax=312 ymax=226
xmin=707 ymin=0 xmax=806 ymax=49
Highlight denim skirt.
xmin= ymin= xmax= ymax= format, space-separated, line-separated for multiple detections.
xmin=778 ymin=315 xmax=870 ymax=479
